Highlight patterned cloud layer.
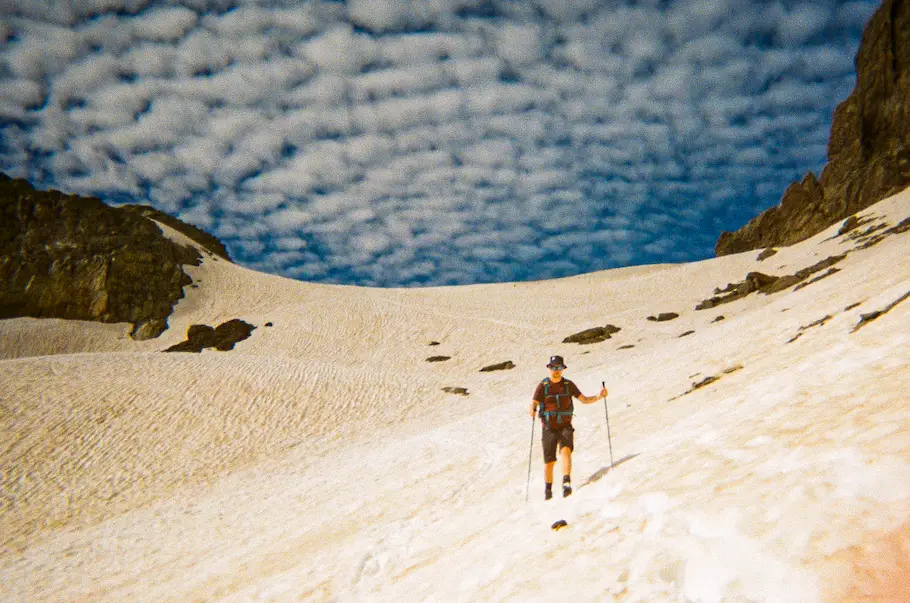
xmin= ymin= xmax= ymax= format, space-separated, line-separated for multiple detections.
xmin=0 ymin=0 xmax=877 ymax=286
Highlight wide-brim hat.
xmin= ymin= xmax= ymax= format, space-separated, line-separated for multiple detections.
xmin=547 ymin=355 xmax=566 ymax=369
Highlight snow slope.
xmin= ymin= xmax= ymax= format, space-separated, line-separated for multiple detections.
xmin=1 ymin=191 xmax=909 ymax=602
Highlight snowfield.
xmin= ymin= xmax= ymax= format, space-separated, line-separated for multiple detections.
xmin=2 ymin=191 xmax=909 ymax=602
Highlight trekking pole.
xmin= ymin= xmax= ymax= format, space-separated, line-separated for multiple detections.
xmin=525 ymin=415 xmax=535 ymax=502
xmin=603 ymin=381 xmax=614 ymax=468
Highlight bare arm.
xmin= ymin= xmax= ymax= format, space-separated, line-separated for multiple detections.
xmin=578 ymin=386 xmax=608 ymax=404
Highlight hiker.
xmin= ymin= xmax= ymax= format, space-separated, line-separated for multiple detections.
xmin=529 ymin=355 xmax=608 ymax=500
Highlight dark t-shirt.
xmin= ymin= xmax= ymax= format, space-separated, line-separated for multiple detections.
xmin=533 ymin=378 xmax=582 ymax=405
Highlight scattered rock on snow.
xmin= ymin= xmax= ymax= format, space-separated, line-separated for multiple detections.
xmin=480 ymin=361 xmax=515 ymax=372
xmin=851 ymin=290 xmax=910 ymax=332
xmin=647 ymin=312 xmax=679 ymax=322
xmin=426 ymin=356 xmax=451 ymax=362
xmin=793 ymin=268 xmax=841 ymax=292
xmin=442 ymin=387 xmax=469 ymax=396
xmin=562 ymin=325 xmax=621 ymax=344
xmin=696 ymin=256 xmax=847 ymax=310
xmin=673 ymin=365 xmax=744 ymax=399
xmin=852 ymin=216 xmax=910 ymax=251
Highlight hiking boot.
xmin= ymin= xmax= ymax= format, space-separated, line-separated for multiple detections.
xmin=545 ymin=484 xmax=553 ymax=500
xmin=562 ymin=476 xmax=572 ymax=498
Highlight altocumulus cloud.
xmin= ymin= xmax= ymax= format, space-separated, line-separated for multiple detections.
xmin=0 ymin=0 xmax=878 ymax=286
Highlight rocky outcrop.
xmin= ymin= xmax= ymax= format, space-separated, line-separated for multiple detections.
xmin=164 ymin=320 xmax=255 ymax=352
xmin=121 ymin=204 xmax=231 ymax=261
xmin=716 ymin=0 xmax=910 ymax=255
xmin=695 ymin=255 xmax=847 ymax=310
xmin=0 ymin=173 xmax=226 ymax=339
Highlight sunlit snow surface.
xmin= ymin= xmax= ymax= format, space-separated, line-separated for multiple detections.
xmin=2 ymin=192 xmax=909 ymax=602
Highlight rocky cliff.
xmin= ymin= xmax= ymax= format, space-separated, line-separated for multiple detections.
xmin=0 ymin=173 xmax=229 ymax=339
xmin=716 ymin=0 xmax=910 ymax=255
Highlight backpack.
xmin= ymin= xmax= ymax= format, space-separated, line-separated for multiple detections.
xmin=539 ymin=378 xmax=574 ymax=429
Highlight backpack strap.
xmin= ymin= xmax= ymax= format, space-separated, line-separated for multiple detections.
xmin=540 ymin=378 xmax=573 ymax=422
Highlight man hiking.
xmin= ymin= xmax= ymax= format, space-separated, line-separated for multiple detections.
xmin=529 ymin=355 xmax=608 ymax=500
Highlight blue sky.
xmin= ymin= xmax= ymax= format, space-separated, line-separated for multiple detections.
xmin=0 ymin=0 xmax=878 ymax=287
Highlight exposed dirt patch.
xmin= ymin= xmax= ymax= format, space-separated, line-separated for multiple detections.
xmin=826 ymin=520 xmax=910 ymax=603
xmin=618 ymin=345 xmax=635 ymax=350
xmin=426 ymin=356 xmax=451 ymax=363
xmin=442 ymin=387 xmax=469 ymax=396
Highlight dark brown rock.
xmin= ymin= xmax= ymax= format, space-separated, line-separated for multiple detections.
xmin=696 ymin=257 xmax=846 ymax=309
xmin=852 ymin=289 xmax=910 ymax=332
xmin=480 ymin=361 xmax=515 ymax=372
xmin=757 ymin=248 xmax=778 ymax=261
xmin=164 ymin=319 xmax=255 ymax=353
xmin=120 ymin=204 xmax=230 ymax=260
xmin=0 ymin=173 xmax=222 ymax=339
xmin=426 ymin=356 xmax=451 ymax=362
xmin=838 ymin=216 xmax=862 ymax=236
xmin=646 ymin=312 xmax=679 ymax=322
xmin=562 ymin=325 xmax=621 ymax=344
xmin=716 ymin=1 xmax=910 ymax=255
xmin=793 ymin=268 xmax=841 ymax=291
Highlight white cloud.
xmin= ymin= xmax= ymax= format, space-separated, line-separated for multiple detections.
xmin=0 ymin=0 xmax=875 ymax=286
xmin=300 ymin=25 xmax=375 ymax=74
xmin=775 ymin=4 xmax=831 ymax=47
xmin=130 ymin=6 xmax=197 ymax=42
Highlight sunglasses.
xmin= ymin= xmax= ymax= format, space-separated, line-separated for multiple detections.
xmin=548 ymin=365 xmax=565 ymax=370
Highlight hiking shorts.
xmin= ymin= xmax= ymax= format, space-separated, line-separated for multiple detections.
xmin=541 ymin=424 xmax=574 ymax=463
